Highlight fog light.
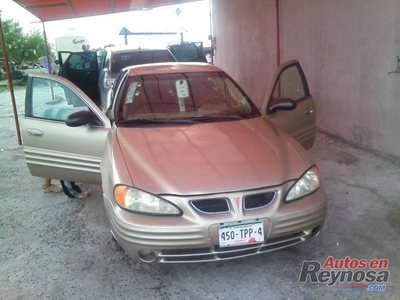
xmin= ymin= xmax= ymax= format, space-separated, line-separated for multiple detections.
xmin=138 ymin=249 xmax=156 ymax=262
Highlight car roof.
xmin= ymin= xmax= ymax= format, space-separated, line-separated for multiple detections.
xmin=126 ymin=62 xmax=223 ymax=76
xmin=105 ymin=46 xmax=170 ymax=54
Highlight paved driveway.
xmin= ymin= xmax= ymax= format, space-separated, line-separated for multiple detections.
xmin=0 ymin=89 xmax=399 ymax=300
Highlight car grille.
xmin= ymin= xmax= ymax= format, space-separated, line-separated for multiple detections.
xmin=190 ymin=192 xmax=276 ymax=214
xmin=244 ymin=192 xmax=275 ymax=210
xmin=190 ymin=198 xmax=229 ymax=213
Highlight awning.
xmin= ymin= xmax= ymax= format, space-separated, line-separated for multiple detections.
xmin=12 ymin=0 xmax=200 ymax=22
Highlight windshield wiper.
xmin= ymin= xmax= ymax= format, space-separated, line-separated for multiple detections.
xmin=192 ymin=115 xmax=245 ymax=122
xmin=118 ymin=118 xmax=198 ymax=125
xmin=118 ymin=119 xmax=161 ymax=125
xmin=118 ymin=115 xmax=245 ymax=126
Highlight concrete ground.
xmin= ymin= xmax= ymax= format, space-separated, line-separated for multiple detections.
xmin=0 ymin=89 xmax=399 ymax=300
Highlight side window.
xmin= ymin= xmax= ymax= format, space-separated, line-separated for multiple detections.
xmin=27 ymin=77 xmax=89 ymax=121
xmin=271 ymin=64 xmax=309 ymax=101
xmin=67 ymin=53 xmax=96 ymax=71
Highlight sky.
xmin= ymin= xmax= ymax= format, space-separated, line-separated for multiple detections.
xmin=0 ymin=0 xmax=211 ymax=50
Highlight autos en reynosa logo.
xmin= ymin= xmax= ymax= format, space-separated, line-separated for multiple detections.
xmin=299 ymin=256 xmax=390 ymax=291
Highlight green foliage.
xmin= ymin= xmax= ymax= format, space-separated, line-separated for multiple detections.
xmin=22 ymin=29 xmax=48 ymax=61
xmin=0 ymin=18 xmax=51 ymax=65
xmin=0 ymin=84 xmax=25 ymax=93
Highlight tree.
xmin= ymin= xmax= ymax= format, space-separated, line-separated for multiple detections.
xmin=22 ymin=29 xmax=48 ymax=62
xmin=0 ymin=18 xmax=50 ymax=65
xmin=0 ymin=19 xmax=24 ymax=62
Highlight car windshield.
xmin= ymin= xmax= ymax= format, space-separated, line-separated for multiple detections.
xmin=116 ymin=71 xmax=261 ymax=126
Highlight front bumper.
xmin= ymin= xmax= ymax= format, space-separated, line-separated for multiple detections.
xmin=103 ymin=185 xmax=327 ymax=263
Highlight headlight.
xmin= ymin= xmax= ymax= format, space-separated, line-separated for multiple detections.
xmin=286 ymin=166 xmax=320 ymax=202
xmin=114 ymin=185 xmax=182 ymax=216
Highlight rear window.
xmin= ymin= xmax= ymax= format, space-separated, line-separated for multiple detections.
xmin=110 ymin=50 xmax=175 ymax=73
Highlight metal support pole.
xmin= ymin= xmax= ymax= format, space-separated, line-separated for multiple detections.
xmin=275 ymin=0 xmax=281 ymax=67
xmin=42 ymin=22 xmax=52 ymax=74
xmin=0 ymin=16 xmax=22 ymax=146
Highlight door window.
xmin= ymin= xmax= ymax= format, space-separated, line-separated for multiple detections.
xmin=67 ymin=53 xmax=97 ymax=71
xmin=26 ymin=77 xmax=89 ymax=121
xmin=271 ymin=64 xmax=309 ymax=102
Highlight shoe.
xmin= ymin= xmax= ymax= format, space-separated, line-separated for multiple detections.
xmin=42 ymin=184 xmax=63 ymax=193
xmin=78 ymin=191 xmax=91 ymax=199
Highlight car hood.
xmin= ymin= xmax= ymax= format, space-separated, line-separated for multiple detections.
xmin=116 ymin=117 xmax=308 ymax=195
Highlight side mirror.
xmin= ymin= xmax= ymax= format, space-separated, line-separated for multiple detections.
xmin=267 ymin=97 xmax=297 ymax=114
xmin=66 ymin=110 xmax=103 ymax=127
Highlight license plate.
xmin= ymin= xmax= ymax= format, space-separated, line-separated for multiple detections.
xmin=219 ymin=221 xmax=264 ymax=248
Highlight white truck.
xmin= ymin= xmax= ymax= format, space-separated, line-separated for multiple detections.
xmin=55 ymin=35 xmax=89 ymax=52
xmin=55 ymin=35 xmax=90 ymax=62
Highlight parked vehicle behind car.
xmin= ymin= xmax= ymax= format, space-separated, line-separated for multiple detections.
xmin=58 ymin=47 xmax=176 ymax=110
xmin=97 ymin=47 xmax=176 ymax=110
xmin=22 ymin=60 xmax=327 ymax=263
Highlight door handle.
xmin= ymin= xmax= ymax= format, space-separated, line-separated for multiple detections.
xmin=27 ymin=129 xmax=43 ymax=137
xmin=304 ymin=109 xmax=315 ymax=115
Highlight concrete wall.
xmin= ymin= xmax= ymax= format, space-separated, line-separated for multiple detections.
xmin=211 ymin=0 xmax=277 ymax=105
xmin=211 ymin=0 xmax=400 ymax=159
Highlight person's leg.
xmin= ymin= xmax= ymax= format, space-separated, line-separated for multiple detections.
xmin=78 ymin=190 xmax=90 ymax=199
xmin=41 ymin=178 xmax=52 ymax=189
xmin=42 ymin=178 xmax=63 ymax=193
xmin=70 ymin=182 xmax=82 ymax=193
xmin=60 ymin=180 xmax=90 ymax=199
xmin=72 ymin=182 xmax=90 ymax=199
xmin=60 ymin=180 xmax=80 ymax=198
